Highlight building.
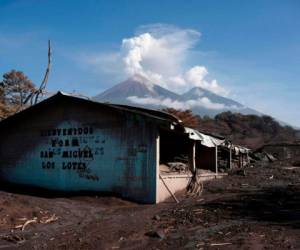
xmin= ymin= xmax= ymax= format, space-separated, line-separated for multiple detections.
xmin=0 ymin=92 xmax=233 ymax=204
xmin=260 ymin=143 xmax=300 ymax=161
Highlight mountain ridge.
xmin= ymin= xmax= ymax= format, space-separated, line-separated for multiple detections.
xmin=93 ymin=75 xmax=261 ymax=117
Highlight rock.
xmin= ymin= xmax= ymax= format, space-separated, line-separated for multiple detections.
xmin=145 ymin=229 xmax=165 ymax=239
xmin=292 ymin=160 xmax=300 ymax=167
xmin=236 ymin=169 xmax=246 ymax=176
xmin=152 ymin=215 xmax=161 ymax=221
xmin=169 ymin=232 xmax=182 ymax=239
xmin=184 ymin=241 xmax=196 ymax=249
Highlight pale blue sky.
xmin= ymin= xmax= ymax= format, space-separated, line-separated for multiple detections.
xmin=0 ymin=0 xmax=299 ymax=126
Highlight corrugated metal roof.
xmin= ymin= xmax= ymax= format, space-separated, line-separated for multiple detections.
xmin=232 ymin=145 xmax=251 ymax=154
xmin=184 ymin=127 xmax=225 ymax=147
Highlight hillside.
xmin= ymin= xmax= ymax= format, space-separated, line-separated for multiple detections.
xmin=200 ymin=112 xmax=298 ymax=148
xmin=163 ymin=109 xmax=299 ymax=149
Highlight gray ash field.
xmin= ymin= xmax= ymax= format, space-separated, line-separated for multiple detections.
xmin=0 ymin=161 xmax=300 ymax=249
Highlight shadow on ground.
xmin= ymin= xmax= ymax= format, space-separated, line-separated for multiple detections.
xmin=202 ymin=185 xmax=300 ymax=228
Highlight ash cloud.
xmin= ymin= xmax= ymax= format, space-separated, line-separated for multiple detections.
xmin=82 ymin=23 xmax=229 ymax=97
xmin=121 ymin=24 xmax=228 ymax=96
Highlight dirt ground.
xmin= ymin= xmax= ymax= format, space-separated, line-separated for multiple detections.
xmin=0 ymin=161 xmax=300 ymax=250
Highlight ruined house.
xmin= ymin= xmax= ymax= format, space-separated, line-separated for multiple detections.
xmin=0 ymin=92 xmax=241 ymax=204
xmin=260 ymin=143 xmax=300 ymax=161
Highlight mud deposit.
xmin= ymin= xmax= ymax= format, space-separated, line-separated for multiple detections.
xmin=0 ymin=162 xmax=300 ymax=249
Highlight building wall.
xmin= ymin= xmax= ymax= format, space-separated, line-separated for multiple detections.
xmin=0 ymin=99 xmax=158 ymax=203
xmin=157 ymin=173 xmax=226 ymax=203
xmin=157 ymin=174 xmax=191 ymax=203
xmin=195 ymin=144 xmax=216 ymax=172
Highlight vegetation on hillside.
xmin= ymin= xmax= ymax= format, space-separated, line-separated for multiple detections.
xmin=163 ymin=108 xmax=299 ymax=149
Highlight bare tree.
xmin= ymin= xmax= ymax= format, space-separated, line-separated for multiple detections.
xmin=24 ymin=40 xmax=52 ymax=105
xmin=0 ymin=40 xmax=51 ymax=120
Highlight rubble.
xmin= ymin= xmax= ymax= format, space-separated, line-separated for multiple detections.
xmin=167 ymin=162 xmax=189 ymax=173
xmin=261 ymin=143 xmax=300 ymax=161
xmin=251 ymin=149 xmax=277 ymax=163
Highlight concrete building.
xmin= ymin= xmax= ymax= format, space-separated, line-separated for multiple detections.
xmin=0 ymin=92 xmax=228 ymax=204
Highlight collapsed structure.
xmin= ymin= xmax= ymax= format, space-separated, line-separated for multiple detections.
xmin=0 ymin=92 xmax=250 ymax=203
xmin=260 ymin=143 xmax=300 ymax=161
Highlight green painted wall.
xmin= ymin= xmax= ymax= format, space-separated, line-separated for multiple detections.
xmin=0 ymin=98 xmax=160 ymax=203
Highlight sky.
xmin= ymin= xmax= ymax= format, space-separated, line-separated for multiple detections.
xmin=0 ymin=0 xmax=299 ymax=126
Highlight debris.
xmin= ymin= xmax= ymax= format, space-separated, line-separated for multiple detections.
xmin=251 ymin=150 xmax=277 ymax=163
xmin=21 ymin=218 xmax=37 ymax=231
xmin=145 ymin=229 xmax=165 ymax=239
xmin=210 ymin=242 xmax=232 ymax=246
xmin=260 ymin=143 xmax=300 ymax=161
xmin=284 ymin=167 xmax=299 ymax=170
xmin=292 ymin=160 xmax=300 ymax=167
xmin=167 ymin=162 xmax=189 ymax=173
xmin=160 ymin=155 xmax=190 ymax=174
xmin=152 ymin=215 xmax=161 ymax=221
xmin=17 ymin=217 xmax=28 ymax=221
xmin=269 ymin=175 xmax=274 ymax=180
xmin=235 ymin=169 xmax=246 ymax=176
xmin=196 ymin=242 xmax=205 ymax=247
xmin=192 ymin=208 xmax=203 ymax=215
xmin=1 ymin=234 xmax=25 ymax=244
xmin=40 ymin=214 xmax=59 ymax=224
xmin=187 ymin=174 xmax=203 ymax=196
xmin=15 ymin=214 xmax=58 ymax=231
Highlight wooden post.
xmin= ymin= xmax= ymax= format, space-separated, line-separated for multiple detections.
xmin=242 ymin=154 xmax=244 ymax=167
xmin=246 ymin=151 xmax=249 ymax=165
xmin=239 ymin=154 xmax=242 ymax=168
xmin=215 ymin=146 xmax=218 ymax=174
xmin=155 ymin=134 xmax=160 ymax=203
xmin=192 ymin=141 xmax=196 ymax=172
xmin=229 ymin=147 xmax=232 ymax=169
xmin=188 ymin=141 xmax=196 ymax=172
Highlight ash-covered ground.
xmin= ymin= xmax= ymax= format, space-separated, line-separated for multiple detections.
xmin=0 ymin=161 xmax=300 ymax=249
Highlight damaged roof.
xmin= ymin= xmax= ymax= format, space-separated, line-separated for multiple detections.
xmin=184 ymin=127 xmax=225 ymax=147
xmin=185 ymin=127 xmax=251 ymax=153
